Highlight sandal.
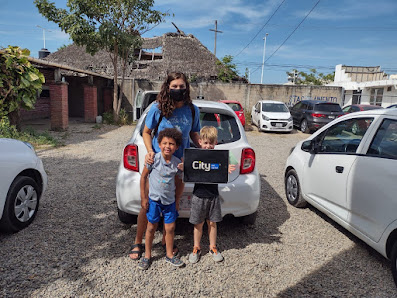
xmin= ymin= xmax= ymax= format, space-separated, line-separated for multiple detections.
xmin=138 ymin=257 xmax=151 ymax=270
xmin=165 ymin=255 xmax=184 ymax=267
xmin=129 ymin=243 xmax=144 ymax=260
xmin=162 ymin=243 xmax=180 ymax=258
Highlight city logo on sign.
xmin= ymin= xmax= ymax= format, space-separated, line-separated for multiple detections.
xmin=192 ymin=161 xmax=221 ymax=172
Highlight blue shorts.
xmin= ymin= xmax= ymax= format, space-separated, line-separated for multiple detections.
xmin=146 ymin=198 xmax=178 ymax=224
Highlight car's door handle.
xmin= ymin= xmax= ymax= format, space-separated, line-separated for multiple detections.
xmin=335 ymin=166 xmax=344 ymax=173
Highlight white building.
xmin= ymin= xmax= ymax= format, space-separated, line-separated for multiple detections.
xmin=329 ymin=64 xmax=397 ymax=107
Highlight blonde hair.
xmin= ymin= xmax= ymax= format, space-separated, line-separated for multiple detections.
xmin=199 ymin=126 xmax=218 ymax=144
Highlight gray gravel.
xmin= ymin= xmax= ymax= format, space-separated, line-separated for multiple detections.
xmin=1 ymin=123 xmax=396 ymax=297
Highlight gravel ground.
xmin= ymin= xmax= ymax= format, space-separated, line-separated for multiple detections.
xmin=0 ymin=122 xmax=396 ymax=297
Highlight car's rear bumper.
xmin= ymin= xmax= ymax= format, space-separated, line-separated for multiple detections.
xmin=116 ymin=165 xmax=261 ymax=219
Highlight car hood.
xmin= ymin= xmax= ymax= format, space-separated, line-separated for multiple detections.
xmin=262 ymin=111 xmax=291 ymax=119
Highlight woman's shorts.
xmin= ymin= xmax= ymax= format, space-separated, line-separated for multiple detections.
xmin=146 ymin=199 xmax=178 ymax=224
xmin=189 ymin=195 xmax=222 ymax=225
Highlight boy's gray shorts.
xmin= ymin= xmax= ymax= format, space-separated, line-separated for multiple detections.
xmin=189 ymin=195 xmax=222 ymax=225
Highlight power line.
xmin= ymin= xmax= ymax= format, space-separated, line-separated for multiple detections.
xmin=234 ymin=0 xmax=286 ymax=58
xmin=251 ymin=0 xmax=321 ymax=75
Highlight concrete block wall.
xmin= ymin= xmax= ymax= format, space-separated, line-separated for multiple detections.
xmin=123 ymin=79 xmax=343 ymax=117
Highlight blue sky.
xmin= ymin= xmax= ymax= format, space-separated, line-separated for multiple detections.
xmin=1 ymin=0 xmax=397 ymax=84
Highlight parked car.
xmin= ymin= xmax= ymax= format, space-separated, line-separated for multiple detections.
xmin=387 ymin=104 xmax=397 ymax=109
xmin=290 ymin=100 xmax=344 ymax=133
xmin=342 ymin=104 xmax=383 ymax=114
xmin=0 ymin=139 xmax=47 ymax=233
xmin=284 ymin=108 xmax=397 ymax=285
xmin=219 ymin=100 xmax=246 ymax=126
xmin=251 ymin=100 xmax=293 ymax=133
xmin=116 ymin=100 xmax=260 ymax=225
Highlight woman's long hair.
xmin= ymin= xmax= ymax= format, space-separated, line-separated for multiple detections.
xmin=157 ymin=72 xmax=191 ymax=118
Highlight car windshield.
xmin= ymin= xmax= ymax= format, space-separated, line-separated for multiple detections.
xmin=200 ymin=112 xmax=240 ymax=144
xmin=226 ymin=103 xmax=242 ymax=112
xmin=262 ymin=103 xmax=289 ymax=113
xmin=315 ymin=103 xmax=342 ymax=112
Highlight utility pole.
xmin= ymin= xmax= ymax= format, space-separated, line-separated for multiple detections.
xmin=260 ymin=33 xmax=269 ymax=84
xmin=209 ymin=20 xmax=223 ymax=56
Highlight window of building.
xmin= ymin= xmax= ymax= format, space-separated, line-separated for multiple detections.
xmin=370 ymin=88 xmax=384 ymax=106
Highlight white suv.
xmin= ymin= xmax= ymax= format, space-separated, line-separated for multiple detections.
xmin=284 ymin=108 xmax=397 ymax=285
xmin=116 ymin=100 xmax=260 ymax=225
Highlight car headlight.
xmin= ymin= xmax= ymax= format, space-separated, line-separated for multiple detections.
xmin=262 ymin=115 xmax=270 ymax=121
xmin=288 ymin=116 xmax=293 ymax=121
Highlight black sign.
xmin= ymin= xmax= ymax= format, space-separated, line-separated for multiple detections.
xmin=183 ymin=148 xmax=229 ymax=183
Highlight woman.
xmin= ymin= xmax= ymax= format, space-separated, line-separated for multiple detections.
xmin=129 ymin=72 xmax=201 ymax=260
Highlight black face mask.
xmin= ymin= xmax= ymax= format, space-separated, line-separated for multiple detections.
xmin=170 ymin=89 xmax=186 ymax=102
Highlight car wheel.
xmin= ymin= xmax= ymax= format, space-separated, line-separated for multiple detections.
xmin=391 ymin=241 xmax=397 ymax=286
xmin=300 ymin=119 xmax=309 ymax=133
xmin=285 ymin=169 xmax=307 ymax=208
xmin=0 ymin=176 xmax=40 ymax=233
xmin=240 ymin=211 xmax=257 ymax=225
xmin=117 ymin=208 xmax=137 ymax=224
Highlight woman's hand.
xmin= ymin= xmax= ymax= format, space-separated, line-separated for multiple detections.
xmin=145 ymin=151 xmax=155 ymax=164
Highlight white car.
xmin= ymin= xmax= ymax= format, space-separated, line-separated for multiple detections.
xmin=251 ymin=100 xmax=293 ymax=132
xmin=0 ymin=139 xmax=47 ymax=233
xmin=116 ymin=100 xmax=260 ymax=224
xmin=284 ymin=108 xmax=397 ymax=285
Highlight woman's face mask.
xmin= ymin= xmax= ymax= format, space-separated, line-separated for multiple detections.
xmin=170 ymin=89 xmax=186 ymax=102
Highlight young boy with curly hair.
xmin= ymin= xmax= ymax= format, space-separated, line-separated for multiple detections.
xmin=138 ymin=128 xmax=184 ymax=270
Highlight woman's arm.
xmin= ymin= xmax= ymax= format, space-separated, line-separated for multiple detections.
xmin=190 ymin=131 xmax=200 ymax=148
xmin=140 ymin=166 xmax=150 ymax=210
xmin=142 ymin=125 xmax=155 ymax=164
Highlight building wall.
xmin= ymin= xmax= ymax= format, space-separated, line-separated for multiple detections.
xmin=121 ymin=79 xmax=343 ymax=115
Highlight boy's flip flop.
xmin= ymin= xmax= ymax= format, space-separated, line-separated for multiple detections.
xmin=129 ymin=243 xmax=144 ymax=260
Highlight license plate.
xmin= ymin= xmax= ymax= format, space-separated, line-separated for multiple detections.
xmin=179 ymin=195 xmax=192 ymax=211
xmin=328 ymin=115 xmax=335 ymax=119
xmin=276 ymin=123 xmax=283 ymax=127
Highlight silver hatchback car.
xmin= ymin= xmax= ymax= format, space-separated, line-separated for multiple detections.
xmin=116 ymin=100 xmax=260 ymax=225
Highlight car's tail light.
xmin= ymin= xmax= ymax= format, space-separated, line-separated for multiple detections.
xmin=123 ymin=144 xmax=139 ymax=172
xmin=240 ymin=148 xmax=255 ymax=174
xmin=312 ymin=113 xmax=326 ymax=118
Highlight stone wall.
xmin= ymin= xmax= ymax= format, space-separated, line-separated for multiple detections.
xmin=121 ymin=79 xmax=343 ymax=114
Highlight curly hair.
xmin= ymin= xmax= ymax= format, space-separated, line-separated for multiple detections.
xmin=157 ymin=72 xmax=191 ymax=118
xmin=157 ymin=128 xmax=183 ymax=147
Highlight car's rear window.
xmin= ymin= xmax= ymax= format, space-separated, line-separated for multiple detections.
xmin=200 ymin=112 xmax=240 ymax=144
xmin=315 ymin=103 xmax=342 ymax=112
xmin=140 ymin=112 xmax=241 ymax=145
xmin=225 ymin=103 xmax=242 ymax=112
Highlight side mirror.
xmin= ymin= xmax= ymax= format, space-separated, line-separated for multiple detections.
xmin=301 ymin=139 xmax=318 ymax=154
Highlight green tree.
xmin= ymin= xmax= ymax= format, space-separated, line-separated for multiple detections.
xmin=35 ymin=0 xmax=168 ymax=120
xmin=287 ymin=68 xmax=334 ymax=85
xmin=216 ymin=55 xmax=238 ymax=82
xmin=0 ymin=46 xmax=45 ymax=130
